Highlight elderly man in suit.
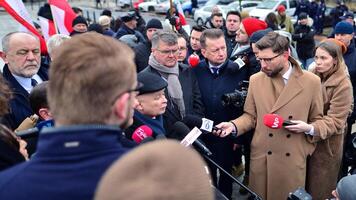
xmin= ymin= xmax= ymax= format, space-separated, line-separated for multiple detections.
xmin=215 ymin=32 xmax=323 ymax=200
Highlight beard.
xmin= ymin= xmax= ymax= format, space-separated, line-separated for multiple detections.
xmin=262 ymin=63 xmax=284 ymax=77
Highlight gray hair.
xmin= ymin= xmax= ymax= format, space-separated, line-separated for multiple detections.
xmin=2 ymin=32 xmax=39 ymax=53
xmin=151 ymin=30 xmax=178 ymax=48
xmin=200 ymin=28 xmax=224 ymax=49
xmin=46 ymin=34 xmax=71 ymax=56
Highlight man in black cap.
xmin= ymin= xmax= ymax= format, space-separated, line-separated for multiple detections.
xmin=115 ymin=12 xmax=145 ymax=43
xmin=70 ymin=16 xmax=88 ymax=36
xmin=134 ymin=18 xmax=163 ymax=72
xmin=124 ymin=71 xmax=168 ymax=141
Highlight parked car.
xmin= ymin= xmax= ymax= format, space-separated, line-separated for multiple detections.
xmin=139 ymin=0 xmax=166 ymax=12
xmin=225 ymin=1 xmax=260 ymax=13
xmin=118 ymin=0 xmax=131 ymax=8
xmin=154 ymin=0 xmax=185 ymax=14
xmin=249 ymin=0 xmax=297 ymax=21
xmin=290 ymin=7 xmax=335 ymax=28
xmin=182 ymin=0 xmax=209 ymax=15
xmin=193 ymin=1 xmax=260 ymax=26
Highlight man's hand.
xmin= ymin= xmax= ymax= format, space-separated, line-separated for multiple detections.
xmin=213 ymin=122 xmax=235 ymax=137
xmin=284 ymin=120 xmax=312 ymax=133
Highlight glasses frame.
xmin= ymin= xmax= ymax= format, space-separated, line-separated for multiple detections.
xmin=258 ymin=52 xmax=284 ymax=63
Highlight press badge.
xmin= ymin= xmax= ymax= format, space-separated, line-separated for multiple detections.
xmin=234 ymin=58 xmax=245 ymax=69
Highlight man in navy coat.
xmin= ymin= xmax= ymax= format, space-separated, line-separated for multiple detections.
xmin=0 ymin=32 xmax=137 ymax=200
xmin=1 ymin=32 xmax=48 ymax=130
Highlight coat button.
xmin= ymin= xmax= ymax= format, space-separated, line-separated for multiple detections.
xmin=286 ymin=153 xmax=290 ymax=157
xmin=269 ymin=133 xmax=273 ymax=137
xmin=268 ymin=151 xmax=272 ymax=155
xmin=286 ymin=134 xmax=291 ymax=138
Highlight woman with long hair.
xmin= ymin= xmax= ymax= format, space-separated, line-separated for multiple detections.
xmin=286 ymin=41 xmax=353 ymax=199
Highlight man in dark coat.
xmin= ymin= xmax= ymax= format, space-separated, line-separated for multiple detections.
xmin=187 ymin=25 xmax=206 ymax=60
xmin=224 ymin=11 xmax=241 ymax=58
xmin=1 ymin=32 xmax=48 ymax=130
xmin=134 ymin=18 xmax=163 ymax=72
xmin=193 ymin=29 xmax=249 ymax=199
xmin=115 ymin=12 xmax=145 ymax=43
xmin=0 ymin=33 xmax=135 ymax=200
xmin=141 ymin=30 xmax=205 ymax=134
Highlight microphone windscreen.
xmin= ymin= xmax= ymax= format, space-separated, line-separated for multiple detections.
xmin=182 ymin=115 xmax=203 ymax=130
xmin=263 ymin=114 xmax=283 ymax=129
xmin=140 ymin=137 xmax=155 ymax=144
xmin=132 ymin=125 xmax=153 ymax=143
xmin=170 ymin=121 xmax=191 ymax=140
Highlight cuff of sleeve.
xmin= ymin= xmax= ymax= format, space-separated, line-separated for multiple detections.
xmin=230 ymin=121 xmax=238 ymax=136
xmin=305 ymin=125 xmax=315 ymax=136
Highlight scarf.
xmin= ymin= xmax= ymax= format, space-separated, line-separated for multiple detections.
xmin=148 ymin=54 xmax=185 ymax=117
xmin=134 ymin=110 xmax=166 ymax=136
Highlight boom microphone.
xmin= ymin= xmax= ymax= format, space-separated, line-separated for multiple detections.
xmin=263 ymin=114 xmax=295 ymax=129
xmin=171 ymin=121 xmax=212 ymax=156
xmin=131 ymin=125 xmax=153 ymax=143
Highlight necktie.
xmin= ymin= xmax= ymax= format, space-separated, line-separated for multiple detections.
xmin=211 ymin=68 xmax=219 ymax=76
xmin=31 ymin=79 xmax=38 ymax=87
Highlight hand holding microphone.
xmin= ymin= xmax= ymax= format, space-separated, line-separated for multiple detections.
xmin=263 ymin=114 xmax=312 ymax=133
xmin=213 ymin=122 xmax=236 ymax=137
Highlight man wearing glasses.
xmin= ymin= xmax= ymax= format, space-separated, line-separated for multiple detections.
xmin=215 ymin=32 xmax=323 ymax=200
xmin=0 ymin=33 xmax=137 ymax=200
xmin=193 ymin=28 xmax=249 ymax=199
xmin=142 ymin=30 xmax=204 ymax=135
xmin=0 ymin=32 xmax=48 ymax=130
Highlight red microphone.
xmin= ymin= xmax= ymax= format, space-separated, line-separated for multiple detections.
xmin=263 ymin=114 xmax=295 ymax=129
xmin=131 ymin=125 xmax=153 ymax=143
xmin=188 ymin=53 xmax=200 ymax=68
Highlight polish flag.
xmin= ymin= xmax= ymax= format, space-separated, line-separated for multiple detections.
xmin=0 ymin=0 xmax=48 ymax=54
xmin=48 ymin=0 xmax=76 ymax=35
xmin=38 ymin=16 xmax=57 ymax=41
xmin=175 ymin=0 xmax=187 ymax=26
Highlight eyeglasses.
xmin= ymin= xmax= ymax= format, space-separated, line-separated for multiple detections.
xmin=111 ymin=82 xmax=143 ymax=105
xmin=156 ymin=48 xmax=179 ymax=55
xmin=258 ymin=52 xmax=284 ymax=63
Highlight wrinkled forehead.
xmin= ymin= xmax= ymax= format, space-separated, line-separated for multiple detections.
xmin=8 ymin=33 xmax=40 ymax=50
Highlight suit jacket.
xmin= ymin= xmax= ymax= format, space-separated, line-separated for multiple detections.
xmin=2 ymin=64 xmax=48 ymax=130
xmin=0 ymin=125 xmax=129 ymax=200
xmin=232 ymin=57 xmax=323 ymax=200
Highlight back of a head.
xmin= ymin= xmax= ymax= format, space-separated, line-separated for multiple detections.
xmin=46 ymin=34 xmax=71 ymax=57
xmin=95 ymin=140 xmax=214 ymax=200
xmin=48 ymin=32 xmax=136 ymax=125
xmin=337 ymin=175 xmax=356 ymax=200
xmin=255 ymin=31 xmax=289 ymax=54
xmin=30 ymin=81 xmax=49 ymax=117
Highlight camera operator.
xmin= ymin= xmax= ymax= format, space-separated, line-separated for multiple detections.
xmin=192 ymin=28 xmax=249 ymax=199
xmin=214 ymin=32 xmax=323 ymax=200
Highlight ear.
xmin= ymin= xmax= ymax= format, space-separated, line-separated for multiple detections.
xmin=201 ymin=48 xmax=207 ymax=58
xmin=112 ymin=93 xmax=130 ymax=121
xmin=0 ymin=51 xmax=8 ymax=64
xmin=38 ymin=108 xmax=52 ymax=121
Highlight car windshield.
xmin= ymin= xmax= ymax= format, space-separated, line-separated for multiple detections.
xmin=256 ymin=0 xmax=278 ymax=9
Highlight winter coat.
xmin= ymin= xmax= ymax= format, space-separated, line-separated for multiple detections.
xmin=231 ymin=57 xmax=323 ymax=200
xmin=277 ymin=14 xmax=294 ymax=34
xmin=307 ymin=64 xmax=353 ymax=199
xmin=292 ymin=24 xmax=315 ymax=60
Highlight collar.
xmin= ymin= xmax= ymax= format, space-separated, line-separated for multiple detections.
xmin=282 ymin=62 xmax=293 ymax=84
xmin=208 ymin=62 xmax=225 ymax=74
xmin=12 ymin=74 xmax=32 ymax=93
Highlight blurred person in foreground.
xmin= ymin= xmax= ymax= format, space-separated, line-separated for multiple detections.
xmin=0 ymin=32 xmax=137 ymax=200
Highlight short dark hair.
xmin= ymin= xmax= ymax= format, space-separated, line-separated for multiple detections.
xmin=200 ymin=29 xmax=224 ymax=49
xmin=226 ymin=10 xmax=241 ymax=20
xmin=255 ymin=32 xmax=289 ymax=54
xmin=211 ymin=12 xmax=223 ymax=19
xmin=190 ymin=25 xmax=207 ymax=34
xmin=30 ymin=81 xmax=49 ymax=117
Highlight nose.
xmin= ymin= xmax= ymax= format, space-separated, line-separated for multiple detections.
xmin=26 ymin=51 xmax=36 ymax=60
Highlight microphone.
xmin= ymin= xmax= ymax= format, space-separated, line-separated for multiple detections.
xmin=263 ymin=114 xmax=295 ymax=129
xmin=182 ymin=115 xmax=238 ymax=137
xmin=171 ymin=121 xmax=212 ymax=156
xmin=131 ymin=125 xmax=153 ymax=143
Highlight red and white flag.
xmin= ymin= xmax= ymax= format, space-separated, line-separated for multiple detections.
xmin=38 ymin=16 xmax=57 ymax=41
xmin=48 ymin=0 xmax=76 ymax=35
xmin=175 ymin=0 xmax=187 ymax=26
xmin=0 ymin=0 xmax=48 ymax=54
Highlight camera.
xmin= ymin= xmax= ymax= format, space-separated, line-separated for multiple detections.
xmin=221 ymin=81 xmax=249 ymax=109
xmin=287 ymin=187 xmax=312 ymax=200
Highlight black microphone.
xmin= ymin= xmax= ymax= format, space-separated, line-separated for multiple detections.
xmin=171 ymin=121 xmax=212 ymax=156
xmin=182 ymin=115 xmax=238 ymax=137
xmin=140 ymin=136 xmax=155 ymax=144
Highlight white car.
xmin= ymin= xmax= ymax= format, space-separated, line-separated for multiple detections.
xmin=249 ymin=0 xmax=297 ymax=21
xmin=154 ymin=0 xmax=185 ymax=14
xmin=118 ymin=0 xmax=131 ymax=8
xmin=225 ymin=1 xmax=260 ymax=13
xmin=139 ymin=0 xmax=165 ymax=12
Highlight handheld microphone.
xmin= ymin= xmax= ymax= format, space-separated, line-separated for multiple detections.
xmin=131 ymin=125 xmax=153 ymax=143
xmin=182 ymin=115 xmax=238 ymax=137
xmin=263 ymin=114 xmax=296 ymax=129
xmin=171 ymin=121 xmax=212 ymax=156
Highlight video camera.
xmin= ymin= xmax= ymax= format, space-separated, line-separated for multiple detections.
xmin=221 ymin=81 xmax=249 ymax=109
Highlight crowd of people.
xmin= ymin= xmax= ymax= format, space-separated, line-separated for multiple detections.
xmin=0 ymin=0 xmax=356 ymax=199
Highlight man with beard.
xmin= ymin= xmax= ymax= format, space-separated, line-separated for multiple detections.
xmin=215 ymin=32 xmax=323 ymax=200
xmin=0 ymin=32 xmax=49 ymax=130
xmin=193 ymin=29 xmax=249 ymax=199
